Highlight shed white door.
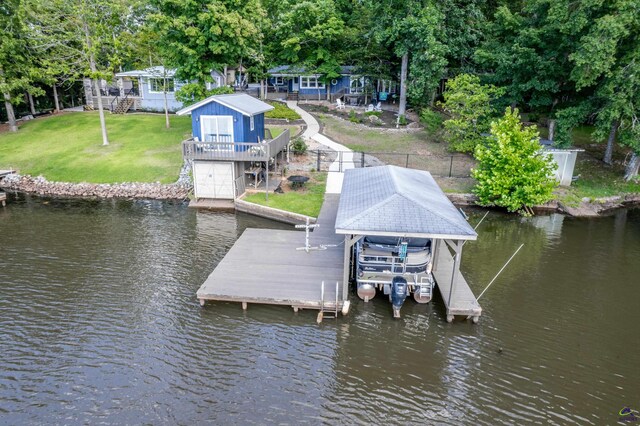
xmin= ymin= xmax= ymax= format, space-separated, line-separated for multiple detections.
xmin=193 ymin=161 xmax=235 ymax=199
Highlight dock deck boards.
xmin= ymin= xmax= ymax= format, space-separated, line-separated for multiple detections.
xmin=433 ymin=243 xmax=482 ymax=320
xmin=197 ymin=195 xmax=345 ymax=310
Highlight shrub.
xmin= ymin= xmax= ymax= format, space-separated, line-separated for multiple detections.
xmin=364 ymin=111 xmax=382 ymax=117
xmin=349 ymin=109 xmax=363 ymax=123
xmin=291 ymin=137 xmax=307 ymax=155
xmin=265 ymin=102 xmax=301 ymax=120
xmin=440 ymin=73 xmax=505 ymax=153
xmin=398 ymin=114 xmax=408 ymax=126
xmin=472 ymin=108 xmax=557 ymax=214
xmin=420 ymin=108 xmax=443 ymax=134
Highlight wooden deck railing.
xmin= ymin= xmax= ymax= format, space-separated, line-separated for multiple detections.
xmin=182 ymin=129 xmax=290 ymax=162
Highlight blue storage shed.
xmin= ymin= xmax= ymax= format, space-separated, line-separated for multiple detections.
xmin=176 ymin=94 xmax=274 ymax=143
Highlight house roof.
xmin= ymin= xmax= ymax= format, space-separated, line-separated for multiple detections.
xmin=335 ymin=166 xmax=478 ymax=240
xmin=175 ymin=93 xmax=274 ymax=117
xmin=115 ymin=66 xmax=176 ymax=78
xmin=268 ymin=65 xmax=356 ymax=76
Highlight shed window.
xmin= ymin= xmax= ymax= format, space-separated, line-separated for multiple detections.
xmin=201 ymin=115 xmax=234 ymax=147
xmin=250 ymin=116 xmax=255 ymax=131
xmin=149 ymin=78 xmax=175 ymax=93
xmin=300 ymin=76 xmax=325 ymax=89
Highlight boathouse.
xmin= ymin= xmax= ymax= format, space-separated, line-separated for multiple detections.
xmin=335 ymin=166 xmax=482 ymax=322
xmin=177 ymin=94 xmax=289 ymax=201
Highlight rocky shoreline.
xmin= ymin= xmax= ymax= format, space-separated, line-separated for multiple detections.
xmin=2 ymin=173 xmax=638 ymax=217
xmin=0 ymin=173 xmax=192 ymax=201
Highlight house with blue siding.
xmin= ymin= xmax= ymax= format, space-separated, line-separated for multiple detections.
xmin=176 ymin=94 xmax=291 ymax=202
xmin=114 ymin=66 xmax=186 ymax=112
xmin=267 ymin=65 xmax=367 ymax=101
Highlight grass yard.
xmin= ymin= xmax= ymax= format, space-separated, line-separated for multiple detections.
xmin=243 ymin=173 xmax=326 ymax=217
xmin=0 ymin=112 xmax=192 ymax=183
xmin=267 ymin=124 xmax=302 ymax=139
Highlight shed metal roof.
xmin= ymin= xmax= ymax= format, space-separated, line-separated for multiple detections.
xmin=335 ymin=166 xmax=477 ymax=240
xmin=175 ymin=93 xmax=274 ymax=117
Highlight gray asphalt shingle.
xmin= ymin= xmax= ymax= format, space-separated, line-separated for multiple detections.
xmin=335 ymin=166 xmax=477 ymax=239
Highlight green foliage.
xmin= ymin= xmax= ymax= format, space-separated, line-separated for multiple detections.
xmin=364 ymin=111 xmax=381 ymax=117
xmin=368 ymin=0 xmax=447 ymax=108
xmin=472 ymin=108 xmax=557 ymax=213
xmin=348 ymin=109 xmax=362 ymax=123
xmin=440 ymin=74 xmax=504 ymax=153
xmin=419 ymin=108 xmax=443 ymax=134
xmin=175 ymin=84 xmax=234 ymax=106
xmin=397 ymin=114 xmax=408 ymax=126
xmin=149 ymin=0 xmax=264 ymax=83
xmin=290 ymin=137 xmax=307 ymax=155
xmin=265 ymin=102 xmax=301 ymax=120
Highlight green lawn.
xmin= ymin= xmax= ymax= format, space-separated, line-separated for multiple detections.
xmin=243 ymin=173 xmax=326 ymax=217
xmin=267 ymin=124 xmax=301 ymax=139
xmin=0 ymin=112 xmax=192 ymax=183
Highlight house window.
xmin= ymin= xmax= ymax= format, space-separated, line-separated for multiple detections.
xmin=201 ymin=115 xmax=234 ymax=147
xmin=273 ymin=77 xmax=284 ymax=85
xmin=149 ymin=78 xmax=175 ymax=93
xmin=300 ymin=76 xmax=325 ymax=89
xmin=350 ymin=77 xmax=364 ymax=93
xmin=250 ymin=116 xmax=255 ymax=131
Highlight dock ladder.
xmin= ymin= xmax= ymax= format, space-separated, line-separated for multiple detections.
xmin=317 ymin=281 xmax=339 ymax=323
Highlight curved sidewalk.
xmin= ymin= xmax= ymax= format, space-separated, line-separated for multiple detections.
xmin=287 ymin=101 xmax=353 ymax=194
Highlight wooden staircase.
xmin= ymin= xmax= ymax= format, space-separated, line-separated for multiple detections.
xmin=113 ymin=97 xmax=134 ymax=114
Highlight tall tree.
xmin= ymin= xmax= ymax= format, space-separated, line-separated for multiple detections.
xmin=149 ymin=0 xmax=264 ymax=88
xmin=26 ymin=0 xmax=134 ymax=146
xmin=0 ymin=0 xmax=42 ymax=132
xmin=367 ymin=0 xmax=446 ymax=116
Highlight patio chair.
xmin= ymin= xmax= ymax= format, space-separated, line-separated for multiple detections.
xmin=374 ymin=102 xmax=382 ymax=112
xmin=336 ymin=98 xmax=346 ymax=110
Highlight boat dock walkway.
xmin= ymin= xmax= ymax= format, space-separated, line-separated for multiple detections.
xmin=196 ymin=195 xmax=347 ymax=312
xmin=432 ymin=243 xmax=482 ymax=323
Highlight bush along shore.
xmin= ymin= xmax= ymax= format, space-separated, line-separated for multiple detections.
xmin=0 ymin=173 xmax=192 ymax=201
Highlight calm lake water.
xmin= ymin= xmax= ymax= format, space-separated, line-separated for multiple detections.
xmin=1 ymin=194 xmax=639 ymax=425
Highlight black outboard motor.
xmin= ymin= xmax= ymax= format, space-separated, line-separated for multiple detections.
xmin=390 ymin=276 xmax=408 ymax=318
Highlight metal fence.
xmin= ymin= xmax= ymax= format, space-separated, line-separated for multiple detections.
xmin=309 ymin=150 xmax=474 ymax=178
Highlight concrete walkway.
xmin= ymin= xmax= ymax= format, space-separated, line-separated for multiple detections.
xmin=287 ymin=101 xmax=353 ymax=194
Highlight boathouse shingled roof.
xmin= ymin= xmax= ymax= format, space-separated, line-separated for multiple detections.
xmin=335 ymin=166 xmax=478 ymax=240
xmin=176 ymin=93 xmax=274 ymax=117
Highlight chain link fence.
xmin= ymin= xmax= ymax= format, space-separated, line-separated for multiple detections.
xmin=309 ymin=150 xmax=474 ymax=178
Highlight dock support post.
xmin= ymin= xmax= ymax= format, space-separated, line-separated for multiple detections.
xmin=242 ymin=302 xmax=248 ymax=310
xmin=342 ymin=235 xmax=361 ymax=301
xmin=199 ymin=298 xmax=205 ymax=307
xmin=293 ymin=306 xmax=299 ymax=313
xmin=447 ymin=240 xmax=463 ymax=312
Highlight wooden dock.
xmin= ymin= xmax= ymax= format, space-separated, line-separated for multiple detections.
xmin=197 ymin=195 xmax=347 ymax=312
xmin=432 ymin=243 xmax=482 ymax=323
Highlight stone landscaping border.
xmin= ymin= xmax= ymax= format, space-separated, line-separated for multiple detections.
xmin=0 ymin=174 xmax=191 ymax=201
